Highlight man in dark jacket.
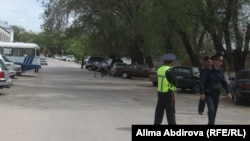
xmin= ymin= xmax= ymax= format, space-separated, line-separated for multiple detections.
xmin=198 ymin=55 xmax=213 ymax=115
xmin=199 ymin=52 xmax=232 ymax=125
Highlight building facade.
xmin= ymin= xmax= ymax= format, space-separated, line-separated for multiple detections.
xmin=0 ymin=20 xmax=14 ymax=42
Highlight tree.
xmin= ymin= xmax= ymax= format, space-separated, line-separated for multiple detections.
xmin=195 ymin=0 xmax=250 ymax=73
xmin=39 ymin=0 xmax=250 ymax=73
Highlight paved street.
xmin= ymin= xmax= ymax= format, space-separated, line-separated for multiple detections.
xmin=0 ymin=58 xmax=249 ymax=141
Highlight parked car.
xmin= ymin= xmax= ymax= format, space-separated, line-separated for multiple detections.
xmin=148 ymin=66 xmax=200 ymax=94
xmin=106 ymin=58 xmax=123 ymax=74
xmin=66 ymin=55 xmax=75 ymax=62
xmin=115 ymin=64 xmax=152 ymax=79
xmin=2 ymin=55 xmax=22 ymax=76
xmin=13 ymin=64 xmax=23 ymax=76
xmin=110 ymin=62 xmax=127 ymax=76
xmin=0 ymin=58 xmax=12 ymax=89
xmin=229 ymin=69 xmax=250 ymax=105
xmin=58 ymin=56 xmax=67 ymax=61
xmin=3 ymin=61 xmax=16 ymax=78
xmin=84 ymin=56 xmax=107 ymax=71
xmin=40 ymin=57 xmax=48 ymax=65
xmin=173 ymin=66 xmax=200 ymax=93
xmin=0 ymin=55 xmax=16 ymax=78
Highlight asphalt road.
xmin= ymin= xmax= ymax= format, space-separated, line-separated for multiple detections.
xmin=0 ymin=58 xmax=249 ymax=141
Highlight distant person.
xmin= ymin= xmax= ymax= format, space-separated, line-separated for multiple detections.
xmin=198 ymin=55 xmax=213 ymax=115
xmin=93 ymin=60 xmax=99 ymax=71
xmin=100 ymin=61 xmax=107 ymax=77
xmin=154 ymin=53 xmax=178 ymax=125
xmin=199 ymin=52 xmax=232 ymax=125
xmin=93 ymin=60 xmax=99 ymax=77
xmin=81 ymin=57 xmax=84 ymax=69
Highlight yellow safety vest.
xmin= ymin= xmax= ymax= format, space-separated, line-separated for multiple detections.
xmin=157 ymin=65 xmax=176 ymax=92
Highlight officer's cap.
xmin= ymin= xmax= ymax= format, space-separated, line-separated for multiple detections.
xmin=203 ymin=55 xmax=212 ymax=61
xmin=212 ymin=52 xmax=224 ymax=60
xmin=162 ymin=53 xmax=176 ymax=61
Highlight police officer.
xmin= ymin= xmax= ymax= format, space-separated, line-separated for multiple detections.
xmin=198 ymin=55 xmax=213 ymax=115
xmin=154 ymin=53 xmax=178 ymax=125
xmin=199 ymin=52 xmax=232 ymax=125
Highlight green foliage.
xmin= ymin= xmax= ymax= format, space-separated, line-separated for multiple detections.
xmin=38 ymin=0 xmax=250 ymax=71
xmin=12 ymin=26 xmax=38 ymax=42
xmin=61 ymin=36 xmax=86 ymax=61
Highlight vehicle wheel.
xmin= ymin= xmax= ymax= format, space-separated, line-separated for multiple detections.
xmin=153 ymin=82 xmax=157 ymax=87
xmin=191 ymin=83 xmax=198 ymax=94
xmin=233 ymin=92 xmax=241 ymax=105
xmin=122 ymin=73 xmax=128 ymax=79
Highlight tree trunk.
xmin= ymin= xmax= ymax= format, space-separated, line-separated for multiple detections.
xmin=145 ymin=56 xmax=154 ymax=68
xmin=177 ymin=29 xmax=201 ymax=67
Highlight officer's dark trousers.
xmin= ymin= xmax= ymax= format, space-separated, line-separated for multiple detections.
xmin=154 ymin=92 xmax=176 ymax=125
xmin=206 ymin=91 xmax=220 ymax=125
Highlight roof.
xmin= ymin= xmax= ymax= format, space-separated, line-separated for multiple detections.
xmin=0 ymin=42 xmax=40 ymax=49
xmin=0 ymin=20 xmax=11 ymax=28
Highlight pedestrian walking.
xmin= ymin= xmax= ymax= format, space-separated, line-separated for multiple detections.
xmin=93 ymin=60 xmax=99 ymax=77
xmin=154 ymin=53 xmax=178 ymax=125
xmin=100 ymin=61 xmax=107 ymax=77
xmin=81 ymin=57 xmax=84 ymax=69
xmin=199 ymin=52 xmax=232 ymax=125
xmin=198 ymin=55 xmax=213 ymax=115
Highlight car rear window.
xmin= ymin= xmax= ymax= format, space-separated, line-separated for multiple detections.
xmin=174 ymin=68 xmax=192 ymax=75
xmin=173 ymin=67 xmax=200 ymax=76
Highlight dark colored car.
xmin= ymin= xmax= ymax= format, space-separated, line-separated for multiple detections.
xmin=84 ymin=56 xmax=107 ymax=70
xmin=148 ymin=66 xmax=200 ymax=94
xmin=115 ymin=64 xmax=152 ymax=79
xmin=229 ymin=69 xmax=250 ymax=105
xmin=173 ymin=66 xmax=200 ymax=93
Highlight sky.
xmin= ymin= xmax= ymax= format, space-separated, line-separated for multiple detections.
xmin=0 ymin=0 xmax=43 ymax=33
